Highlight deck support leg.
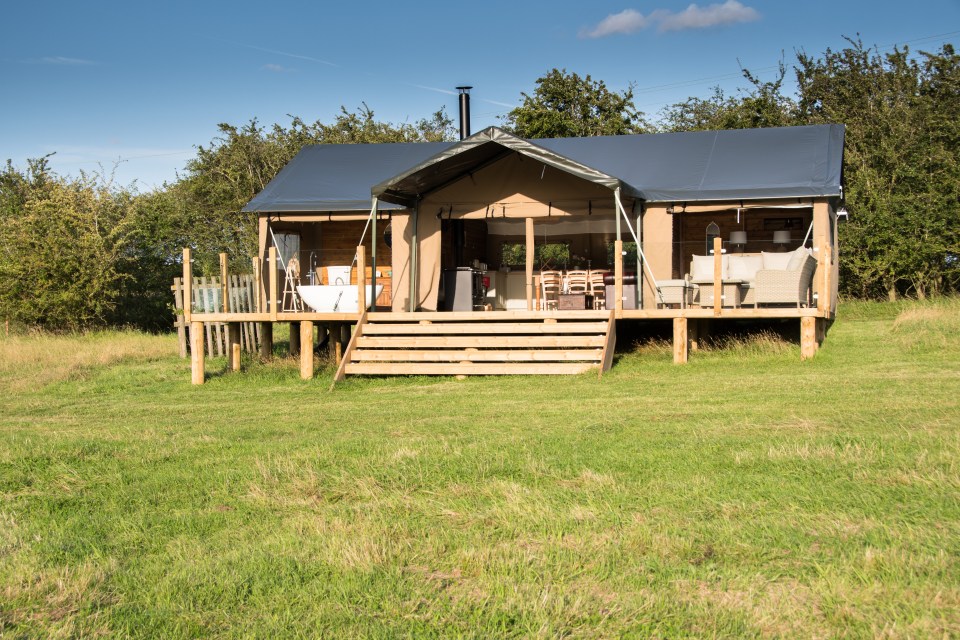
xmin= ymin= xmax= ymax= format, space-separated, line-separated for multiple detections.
xmin=689 ymin=319 xmax=700 ymax=352
xmin=300 ymin=320 xmax=314 ymax=380
xmin=330 ymin=322 xmax=343 ymax=366
xmin=801 ymin=316 xmax=818 ymax=360
xmin=227 ymin=323 xmax=241 ymax=372
xmin=191 ymin=321 xmax=205 ymax=384
xmin=289 ymin=321 xmax=301 ymax=357
xmin=673 ymin=317 xmax=689 ymax=364
xmin=259 ymin=322 xmax=273 ymax=360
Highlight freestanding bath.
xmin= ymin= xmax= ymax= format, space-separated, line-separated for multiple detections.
xmin=297 ymin=284 xmax=383 ymax=313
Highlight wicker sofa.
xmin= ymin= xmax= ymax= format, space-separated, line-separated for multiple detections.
xmin=687 ymin=247 xmax=817 ymax=308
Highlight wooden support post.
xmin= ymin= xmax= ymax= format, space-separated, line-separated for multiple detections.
xmin=330 ymin=322 xmax=343 ymax=366
xmin=289 ymin=322 xmax=301 ymax=357
xmin=191 ymin=321 xmax=205 ymax=384
xmin=801 ymin=316 xmax=818 ymax=360
xmin=713 ymin=237 xmax=722 ymax=317
xmin=614 ymin=239 xmax=623 ymax=313
xmin=182 ymin=248 xmax=193 ymax=323
xmin=525 ymin=217 xmax=534 ymax=311
xmin=227 ymin=323 xmax=241 ymax=371
xmin=268 ymin=246 xmax=278 ymax=321
xmin=689 ymin=318 xmax=700 ymax=351
xmin=813 ymin=200 xmax=830 ymax=313
xmin=219 ymin=253 xmax=229 ymax=313
xmin=356 ymin=246 xmax=366 ymax=314
xmin=300 ymin=320 xmax=314 ymax=380
xmin=673 ymin=317 xmax=689 ymax=364
xmin=252 ymin=257 xmax=262 ymax=313
xmin=259 ymin=322 xmax=273 ymax=360
xmin=534 ymin=275 xmax=541 ymax=311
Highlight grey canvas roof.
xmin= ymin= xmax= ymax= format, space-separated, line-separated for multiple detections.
xmin=242 ymin=141 xmax=452 ymax=212
xmin=243 ymin=124 xmax=844 ymax=212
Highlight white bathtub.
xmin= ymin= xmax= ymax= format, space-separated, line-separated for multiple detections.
xmin=297 ymin=284 xmax=383 ymax=313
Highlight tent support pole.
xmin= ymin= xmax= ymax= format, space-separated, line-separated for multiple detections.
xmin=410 ymin=199 xmax=419 ymax=312
xmin=614 ymin=188 xmax=664 ymax=305
xmin=369 ymin=197 xmax=378 ymax=312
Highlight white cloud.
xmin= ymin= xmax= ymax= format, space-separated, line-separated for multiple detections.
xmin=580 ymin=1 xmax=759 ymax=38
xmin=26 ymin=56 xmax=97 ymax=65
xmin=579 ymin=9 xmax=650 ymax=38
xmin=262 ymin=63 xmax=291 ymax=73
xmin=657 ymin=1 xmax=760 ymax=32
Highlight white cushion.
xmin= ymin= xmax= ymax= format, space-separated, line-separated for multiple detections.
xmin=690 ymin=254 xmax=728 ymax=282
xmin=761 ymin=251 xmax=792 ymax=270
xmin=727 ymin=255 xmax=763 ymax=282
xmin=786 ymin=247 xmax=811 ymax=271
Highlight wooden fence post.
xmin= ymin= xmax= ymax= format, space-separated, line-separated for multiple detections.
xmin=220 ymin=253 xmax=229 ymax=313
xmin=183 ymin=248 xmax=193 ymax=323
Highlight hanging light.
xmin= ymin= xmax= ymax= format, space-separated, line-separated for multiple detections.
xmin=773 ymin=230 xmax=791 ymax=245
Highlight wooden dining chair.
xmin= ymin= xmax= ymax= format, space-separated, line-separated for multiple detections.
xmin=566 ymin=270 xmax=589 ymax=295
xmin=540 ymin=270 xmax=562 ymax=310
xmin=589 ymin=270 xmax=607 ymax=310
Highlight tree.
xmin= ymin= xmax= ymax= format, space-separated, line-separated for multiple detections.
xmin=795 ymin=38 xmax=960 ymax=299
xmin=503 ymin=69 xmax=649 ymax=138
xmin=0 ymin=160 xmax=138 ymax=330
xmin=659 ymin=60 xmax=796 ymax=132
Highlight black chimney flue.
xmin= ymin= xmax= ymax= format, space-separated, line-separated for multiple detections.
xmin=456 ymin=86 xmax=472 ymax=140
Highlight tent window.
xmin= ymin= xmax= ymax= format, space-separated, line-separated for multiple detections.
xmin=274 ymin=232 xmax=300 ymax=268
xmin=501 ymin=242 xmax=571 ymax=269
xmin=606 ymin=241 xmax=637 ymax=268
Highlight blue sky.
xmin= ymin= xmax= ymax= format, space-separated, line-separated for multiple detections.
xmin=3 ymin=0 xmax=958 ymax=190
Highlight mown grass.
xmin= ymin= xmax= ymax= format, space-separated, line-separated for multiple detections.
xmin=1 ymin=299 xmax=958 ymax=638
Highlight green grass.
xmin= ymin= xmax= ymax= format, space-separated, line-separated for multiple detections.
xmin=1 ymin=299 xmax=958 ymax=638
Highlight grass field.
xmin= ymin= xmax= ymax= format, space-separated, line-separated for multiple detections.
xmin=1 ymin=300 xmax=958 ymax=638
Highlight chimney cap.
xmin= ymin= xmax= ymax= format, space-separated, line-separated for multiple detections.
xmin=456 ymin=86 xmax=472 ymax=93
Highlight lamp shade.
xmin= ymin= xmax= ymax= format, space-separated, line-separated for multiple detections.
xmin=773 ymin=230 xmax=791 ymax=244
xmin=729 ymin=231 xmax=748 ymax=246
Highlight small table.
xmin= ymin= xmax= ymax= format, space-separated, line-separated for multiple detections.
xmin=697 ymin=280 xmax=743 ymax=308
xmin=558 ymin=293 xmax=593 ymax=310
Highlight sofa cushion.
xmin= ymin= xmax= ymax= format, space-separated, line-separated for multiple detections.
xmin=761 ymin=251 xmax=792 ymax=270
xmin=786 ymin=246 xmax=812 ymax=271
xmin=727 ymin=255 xmax=763 ymax=282
xmin=690 ymin=254 xmax=728 ymax=282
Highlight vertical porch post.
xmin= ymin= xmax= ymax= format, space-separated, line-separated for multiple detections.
xmin=370 ymin=197 xmax=378 ymax=312
xmin=251 ymin=257 xmax=261 ymax=313
xmin=357 ymin=246 xmax=367 ymax=314
xmin=525 ymin=217 xmax=534 ymax=311
xmin=813 ymin=200 xmax=830 ymax=314
xmin=614 ymin=189 xmax=623 ymax=313
xmin=269 ymin=246 xmax=279 ymax=321
xmin=713 ymin=237 xmax=722 ymax=316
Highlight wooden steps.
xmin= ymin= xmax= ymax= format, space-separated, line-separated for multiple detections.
xmin=339 ymin=312 xmax=616 ymax=377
